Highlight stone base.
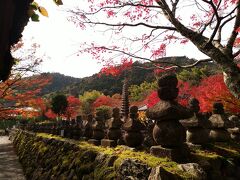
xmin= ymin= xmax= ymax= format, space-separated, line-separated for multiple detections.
xmin=80 ymin=137 xmax=88 ymax=141
xmin=88 ymin=139 xmax=100 ymax=146
xmin=230 ymin=134 xmax=240 ymax=141
xmin=150 ymin=145 xmax=189 ymax=162
xmin=209 ymin=129 xmax=230 ymax=142
xmin=117 ymin=138 xmax=125 ymax=145
xmin=186 ymin=128 xmax=209 ymax=144
xmin=186 ymin=142 xmax=202 ymax=149
xmin=101 ymin=139 xmax=117 ymax=147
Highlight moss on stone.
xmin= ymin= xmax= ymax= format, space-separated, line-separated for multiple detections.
xmin=14 ymin=130 xmax=240 ymax=179
xmin=94 ymin=166 xmax=116 ymax=180
xmin=33 ymin=133 xmax=192 ymax=178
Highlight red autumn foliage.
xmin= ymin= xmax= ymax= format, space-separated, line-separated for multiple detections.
xmin=192 ymin=74 xmax=240 ymax=113
xmin=144 ymin=90 xmax=159 ymax=108
xmin=0 ymin=75 xmax=52 ymax=119
xmin=144 ymin=80 xmax=191 ymax=108
xmin=93 ymin=95 xmax=121 ymax=109
xmin=26 ymin=97 xmax=47 ymax=118
xmin=145 ymin=74 xmax=240 ymax=114
xmin=45 ymin=109 xmax=57 ymax=120
xmin=70 ymin=0 xmax=240 ymax=101
xmin=64 ymin=96 xmax=81 ymax=119
xmin=45 ymin=96 xmax=81 ymax=120
xmin=99 ymin=58 xmax=133 ymax=76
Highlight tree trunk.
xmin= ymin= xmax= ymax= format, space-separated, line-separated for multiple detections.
xmin=223 ymin=70 xmax=240 ymax=99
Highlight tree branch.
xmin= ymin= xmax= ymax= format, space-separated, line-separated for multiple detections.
xmin=226 ymin=1 xmax=240 ymax=52
xmin=89 ymin=45 xmax=212 ymax=69
xmin=81 ymin=20 xmax=177 ymax=31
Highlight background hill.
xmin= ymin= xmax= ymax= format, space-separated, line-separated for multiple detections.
xmin=37 ymin=56 xmax=219 ymax=97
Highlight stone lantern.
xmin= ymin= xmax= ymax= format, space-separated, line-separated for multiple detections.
xmin=146 ymin=74 xmax=192 ymax=162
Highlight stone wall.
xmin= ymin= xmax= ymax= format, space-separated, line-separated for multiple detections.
xmin=10 ymin=129 xmax=240 ymax=180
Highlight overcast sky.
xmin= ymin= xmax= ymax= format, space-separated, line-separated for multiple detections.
xmin=21 ymin=0 xmax=208 ymax=78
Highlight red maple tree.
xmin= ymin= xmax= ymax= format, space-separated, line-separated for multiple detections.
xmin=192 ymin=74 xmax=240 ymax=113
xmin=64 ymin=96 xmax=81 ymax=120
xmin=92 ymin=95 xmax=121 ymax=109
xmin=0 ymin=75 xmax=52 ymax=119
xmin=69 ymin=0 xmax=240 ymax=99
xmin=45 ymin=96 xmax=81 ymax=120
xmin=144 ymin=74 xmax=240 ymax=114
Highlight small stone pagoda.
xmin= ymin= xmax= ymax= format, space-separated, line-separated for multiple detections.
xmin=146 ymin=73 xmax=192 ymax=162
xmin=101 ymin=107 xmax=123 ymax=147
xmin=180 ymin=98 xmax=209 ymax=146
xmin=121 ymin=78 xmax=130 ymax=122
xmin=122 ymin=106 xmax=145 ymax=148
xmin=208 ymin=102 xmax=232 ymax=142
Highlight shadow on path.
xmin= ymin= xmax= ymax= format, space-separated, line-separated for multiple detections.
xmin=0 ymin=136 xmax=25 ymax=180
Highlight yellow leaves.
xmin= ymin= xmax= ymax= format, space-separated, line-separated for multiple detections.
xmin=38 ymin=6 xmax=48 ymax=17
xmin=29 ymin=2 xmax=51 ymax=21
xmin=29 ymin=0 xmax=63 ymax=21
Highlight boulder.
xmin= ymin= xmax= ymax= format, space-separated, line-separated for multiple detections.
xmin=117 ymin=158 xmax=151 ymax=180
xmin=178 ymin=163 xmax=207 ymax=180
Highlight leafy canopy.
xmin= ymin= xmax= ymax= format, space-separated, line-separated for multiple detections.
xmin=51 ymin=94 xmax=68 ymax=115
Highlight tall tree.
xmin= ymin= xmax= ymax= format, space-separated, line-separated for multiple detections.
xmin=51 ymin=94 xmax=68 ymax=117
xmin=0 ymin=42 xmax=52 ymax=119
xmin=64 ymin=96 xmax=81 ymax=120
xmin=69 ymin=0 xmax=240 ymax=98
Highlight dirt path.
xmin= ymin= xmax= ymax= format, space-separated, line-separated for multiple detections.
xmin=0 ymin=136 xmax=25 ymax=180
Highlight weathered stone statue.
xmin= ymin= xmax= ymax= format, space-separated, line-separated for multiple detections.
xmin=208 ymin=102 xmax=232 ymax=142
xmin=122 ymin=106 xmax=145 ymax=148
xmin=71 ymin=119 xmax=82 ymax=140
xmin=64 ymin=120 xmax=72 ymax=138
xmin=228 ymin=115 xmax=240 ymax=141
xmin=146 ymin=74 xmax=192 ymax=162
xmin=82 ymin=114 xmax=93 ymax=139
xmin=180 ymin=98 xmax=209 ymax=146
xmin=88 ymin=111 xmax=105 ymax=145
xmin=101 ymin=107 xmax=123 ymax=147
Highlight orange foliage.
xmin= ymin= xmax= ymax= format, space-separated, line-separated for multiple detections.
xmin=45 ymin=96 xmax=81 ymax=120
xmin=144 ymin=74 xmax=240 ymax=114
xmin=0 ymin=75 xmax=52 ymax=119
xmin=64 ymin=96 xmax=81 ymax=120
xmin=192 ymin=74 xmax=240 ymax=113
xmin=92 ymin=95 xmax=121 ymax=109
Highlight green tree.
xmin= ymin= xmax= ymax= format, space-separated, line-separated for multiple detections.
xmin=177 ymin=66 xmax=210 ymax=86
xmin=51 ymin=94 xmax=68 ymax=117
xmin=79 ymin=90 xmax=102 ymax=116
xmin=129 ymin=81 xmax=157 ymax=101
xmin=95 ymin=105 xmax=112 ymax=120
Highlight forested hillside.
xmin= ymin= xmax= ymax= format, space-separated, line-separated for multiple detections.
xmin=38 ymin=56 xmax=219 ymax=97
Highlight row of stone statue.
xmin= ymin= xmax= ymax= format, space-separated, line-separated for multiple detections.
xmin=23 ymin=106 xmax=146 ymax=148
xmin=146 ymin=74 xmax=240 ymax=161
xmin=21 ymin=74 xmax=240 ymax=162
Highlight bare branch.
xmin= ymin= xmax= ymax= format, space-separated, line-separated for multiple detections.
xmin=80 ymin=3 xmax=161 ymax=16
xmin=202 ymin=0 xmax=222 ymax=43
xmin=81 ymin=20 xmax=177 ymax=31
xmin=234 ymin=49 xmax=240 ymax=58
xmin=89 ymin=45 xmax=212 ymax=69
xmin=218 ymin=16 xmax=236 ymax=42
xmin=226 ymin=1 xmax=240 ymax=51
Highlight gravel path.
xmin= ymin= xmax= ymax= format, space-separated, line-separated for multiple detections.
xmin=0 ymin=136 xmax=25 ymax=180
